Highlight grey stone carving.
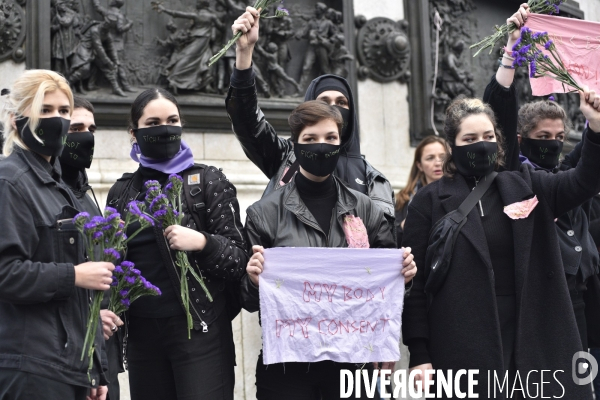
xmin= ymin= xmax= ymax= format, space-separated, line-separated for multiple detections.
xmin=0 ymin=0 xmax=25 ymax=63
xmin=355 ymin=16 xmax=409 ymax=83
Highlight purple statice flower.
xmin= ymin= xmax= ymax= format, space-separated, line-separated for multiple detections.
xmin=530 ymin=61 xmax=537 ymax=78
xmin=93 ymin=231 xmax=103 ymax=240
xmin=549 ymin=95 xmax=556 ymax=101
xmin=168 ymin=174 xmax=183 ymax=184
xmin=164 ymin=182 xmax=174 ymax=193
xmin=114 ymin=265 xmax=124 ymax=273
xmin=153 ymin=286 xmax=162 ymax=296
xmin=121 ymin=261 xmax=135 ymax=269
xmin=520 ymin=44 xmax=531 ymax=54
xmin=128 ymin=201 xmax=144 ymax=217
xmin=73 ymin=212 xmax=90 ymax=225
xmin=149 ymin=194 xmax=167 ymax=212
xmin=511 ymin=38 xmax=522 ymax=52
xmin=104 ymin=207 xmax=118 ymax=216
xmin=131 ymin=268 xmax=141 ymax=276
xmin=145 ymin=180 xmax=161 ymax=189
xmin=125 ymin=276 xmax=136 ymax=284
xmin=119 ymin=289 xmax=128 ymax=297
xmin=120 ymin=298 xmax=130 ymax=307
xmin=104 ymin=248 xmax=120 ymax=261
xmin=102 ymin=224 xmax=113 ymax=231
xmin=111 ymin=276 xmax=118 ymax=286
xmin=520 ymin=26 xmax=531 ymax=35
xmin=106 ymin=213 xmax=120 ymax=222
xmin=153 ymin=209 xmax=167 ymax=219
xmin=139 ymin=214 xmax=154 ymax=226
xmin=544 ymin=40 xmax=554 ymax=50
xmin=553 ymin=4 xmax=560 ymax=14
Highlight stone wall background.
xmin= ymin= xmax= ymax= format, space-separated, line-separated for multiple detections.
xmin=1 ymin=0 xmax=599 ymax=398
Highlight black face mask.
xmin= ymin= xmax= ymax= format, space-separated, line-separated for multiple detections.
xmin=294 ymin=143 xmax=342 ymax=177
xmin=452 ymin=141 xmax=498 ymax=177
xmin=333 ymin=105 xmax=351 ymax=139
xmin=133 ymin=125 xmax=182 ymax=159
xmin=16 ymin=116 xmax=70 ymax=157
xmin=59 ymin=131 xmax=95 ymax=169
xmin=520 ymin=138 xmax=563 ymax=170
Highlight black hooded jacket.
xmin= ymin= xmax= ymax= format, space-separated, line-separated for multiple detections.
xmin=225 ymin=68 xmax=396 ymax=227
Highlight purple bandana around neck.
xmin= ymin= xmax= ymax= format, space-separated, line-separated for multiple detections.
xmin=130 ymin=140 xmax=195 ymax=174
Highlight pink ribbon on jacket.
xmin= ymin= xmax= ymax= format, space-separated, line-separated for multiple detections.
xmin=525 ymin=14 xmax=600 ymax=96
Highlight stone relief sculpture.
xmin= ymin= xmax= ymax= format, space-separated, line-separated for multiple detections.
xmin=254 ymin=42 xmax=302 ymax=97
xmin=51 ymin=0 xmax=83 ymax=75
xmin=92 ymin=0 xmax=134 ymax=92
xmin=0 ymin=0 xmax=25 ymax=63
xmin=152 ymin=0 xmax=223 ymax=94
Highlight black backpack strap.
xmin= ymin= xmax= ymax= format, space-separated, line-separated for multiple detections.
xmin=182 ymin=165 xmax=208 ymax=232
xmin=106 ymin=171 xmax=142 ymax=214
xmin=451 ymin=171 xmax=498 ymax=223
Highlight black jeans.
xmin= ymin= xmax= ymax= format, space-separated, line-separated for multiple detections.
xmin=0 ymin=370 xmax=88 ymax=400
xmin=127 ymin=312 xmax=235 ymax=400
xmin=255 ymin=352 xmax=380 ymax=399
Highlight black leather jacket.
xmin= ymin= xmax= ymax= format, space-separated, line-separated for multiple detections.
xmin=106 ymin=164 xmax=248 ymax=329
xmin=240 ymin=176 xmax=396 ymax=311
xmin=225 ymin=70 xmax=396 ymax=230
xmin=0 ymin=147 xmax=107 ymax=388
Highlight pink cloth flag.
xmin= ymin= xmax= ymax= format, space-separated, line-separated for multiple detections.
xmin=526 ymin=14 xmax=600 ymax=96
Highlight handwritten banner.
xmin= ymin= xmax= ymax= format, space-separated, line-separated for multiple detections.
xmin=259 ymin=247 xmax=405 ymax=365
xmin=526 ymin=14 xmax=600 ymax=95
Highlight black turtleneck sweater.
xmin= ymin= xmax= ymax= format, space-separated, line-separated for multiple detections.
xmin=127 ymin=166 xmax=183 ymax=318
xmin=295 ymin=173 xmax=338 ymax=237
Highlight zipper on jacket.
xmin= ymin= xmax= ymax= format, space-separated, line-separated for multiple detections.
xmin=162 ymin=235 xmax=208 ymax=332
xmin=229 ymin=203 xmax=243 ymax=240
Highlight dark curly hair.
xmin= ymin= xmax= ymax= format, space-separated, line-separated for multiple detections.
xmin=518 ymin=100 xmax=571 ymax=138
xmin=443 ymin=96 xmax=506 ymax=176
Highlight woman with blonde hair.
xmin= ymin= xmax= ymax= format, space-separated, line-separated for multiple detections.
xmin=0 ymin=70 xmax=112 ymax=400
xmin=395 ymin=136 xmax=447 ymax=245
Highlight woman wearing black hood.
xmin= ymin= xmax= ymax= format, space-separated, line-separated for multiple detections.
xmin=225 ymin=7 xmax=395 ymax=229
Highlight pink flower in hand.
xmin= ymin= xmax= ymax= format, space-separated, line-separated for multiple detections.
xmin=503 ymin=196 xmax=539 ymax=220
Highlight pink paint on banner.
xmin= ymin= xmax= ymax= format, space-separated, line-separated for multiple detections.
xmin=526 ymin=14 xmax=600 ymax=96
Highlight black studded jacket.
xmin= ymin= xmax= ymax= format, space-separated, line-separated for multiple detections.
xmin=106 ymin=164 xmax=248 ymax=329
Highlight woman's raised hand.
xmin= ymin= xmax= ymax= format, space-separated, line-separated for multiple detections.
xmin=232 ymin=7 xmax=260 ymax=53
xmin=507 ymin=4 xmax=530 ymax=44
xmin=247 ymin=245 xmax=265 ymax=286
xmin=580 ymin=87 xmax=600 ymax=133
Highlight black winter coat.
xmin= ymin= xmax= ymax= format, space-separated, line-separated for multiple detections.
xmin=225 ymin=69 xmax=396 ymax=227
xmin=0 ymin=147 xmax=107 ymax=388
xmin=402 ymin=128 xmax=600 ymax=399
xmin=106 ymin=164 xmax=248 ymax=329
xmin=240 ymin=176 xmax=396 ymax=312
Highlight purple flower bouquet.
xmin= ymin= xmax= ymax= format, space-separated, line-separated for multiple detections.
xmin=470 ymin=0 xmax=565 ymax=57
xmin=73 ymin=207 xmax=156 ymax=380
xmin=126 ymin=174 xmax=213 ymax=339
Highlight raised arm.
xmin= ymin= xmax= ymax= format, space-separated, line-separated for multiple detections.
xmin=92 ymin=0 xmax=108 ymax=17
xmin=484 ymin=3 xmax=530 ymax=172
xmin=225 ymin=8 xmax=293 ymax=179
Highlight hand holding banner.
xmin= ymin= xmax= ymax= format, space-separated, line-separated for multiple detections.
xmin=259 ymin=247 xmax=405 ymax=365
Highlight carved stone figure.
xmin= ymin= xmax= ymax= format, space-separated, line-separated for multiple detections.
xmin=296 ymin=2 xmax=337 ymax=89
xmin=156 ymin=20 xmax=192 ymax=81
xmin=152 ymin=0 xmax=223 ymax=94
xmin=68 ymin=19 xmax=126 ymax=96
xmin=439 ymin=39 xmax=474 ymax=98
xmin=51 ymin=0 xmax=83 ymax=76
xmin=255 ymin=42 xmax=302 ymax=97
xmin=0 ymin=0 xmax=25 ymax=63
xmin=92 ymin=0 xmax=134 ymax=91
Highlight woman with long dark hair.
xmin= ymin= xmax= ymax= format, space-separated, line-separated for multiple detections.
xmin=402 ymin=89 xmax=600 ymax=398
xmin=106 ymin=88 xmax=248 ymax=400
